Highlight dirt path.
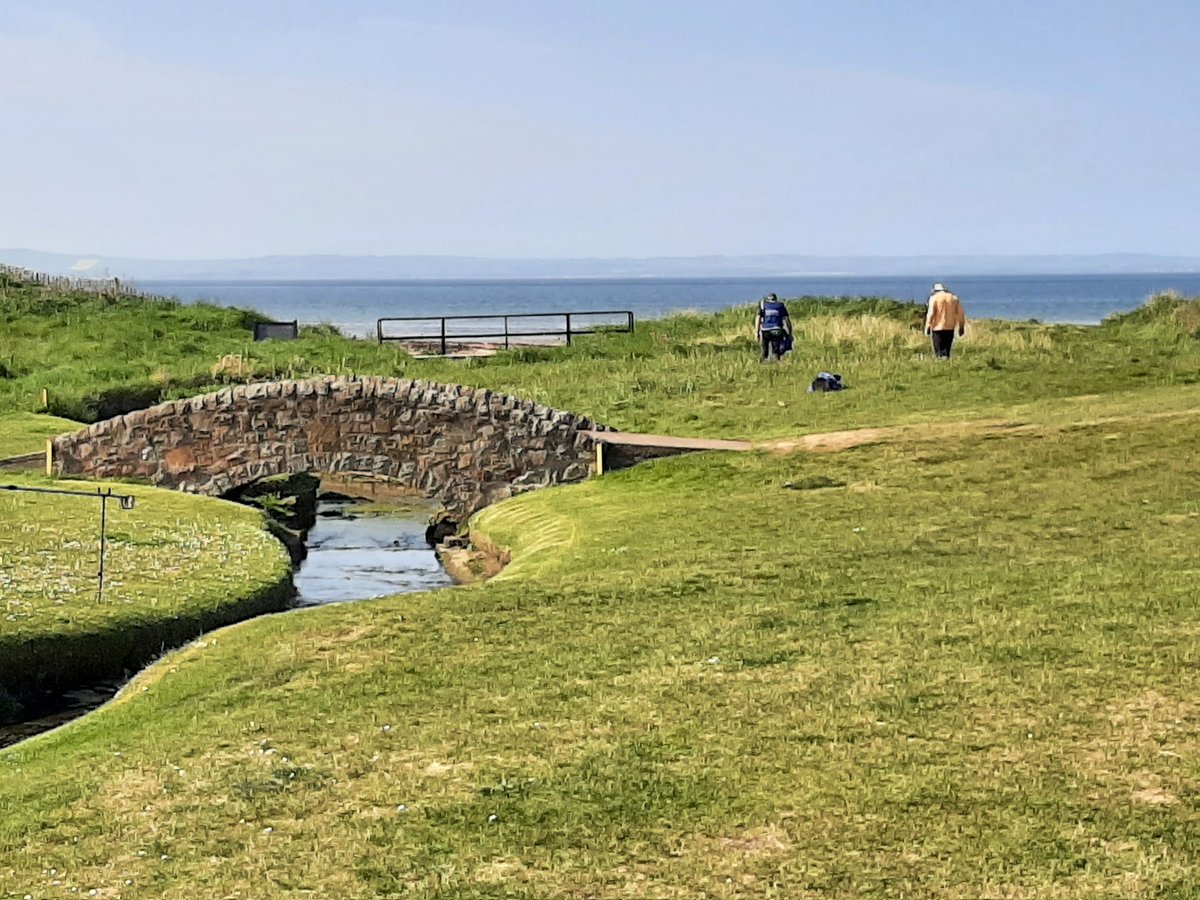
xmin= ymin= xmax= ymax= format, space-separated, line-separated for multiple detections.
xmin=756 ymin=406 xmax=1200 ymax=455
xmin=754 ymin=420 xmax=1034 ymax=453
xmin=756 ymin=426 xmax=899 ymax=453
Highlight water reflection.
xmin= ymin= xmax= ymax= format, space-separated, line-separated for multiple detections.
xmin=291 ymin=498 xmax=454 ymax=605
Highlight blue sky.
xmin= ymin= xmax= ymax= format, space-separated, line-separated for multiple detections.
xmin=1 ymin=1 xmax=1197 ymax=259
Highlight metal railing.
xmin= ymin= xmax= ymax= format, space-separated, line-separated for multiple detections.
xmin=376 ymin=310 xmax=635 ymax=355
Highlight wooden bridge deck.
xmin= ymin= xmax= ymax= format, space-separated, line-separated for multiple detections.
xmin=0 ymin=452 xmax=45 ymax=472
xmin=582 ymin=430 xmax=753 ymax=452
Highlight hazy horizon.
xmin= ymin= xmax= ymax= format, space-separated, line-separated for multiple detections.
xmin=6 ymin=247 xmax=1200 ymax=282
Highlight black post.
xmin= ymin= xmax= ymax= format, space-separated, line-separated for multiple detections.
xmin=565 ymin=313 xmax=572 ymax=346
xmin=440 ymin=318 xmax=447 ymax=356
xmin=504 ymin=315 xmax=510 ymax=350
xmin=97 ymin=490 xmax=109 ymax=601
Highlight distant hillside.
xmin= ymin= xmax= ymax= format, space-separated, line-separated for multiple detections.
xmin=3 ymin=248 xmax=1200 ymax=281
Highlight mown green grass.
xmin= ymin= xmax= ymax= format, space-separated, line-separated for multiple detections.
xmin=0 ymin=413 xmax=77 ymax=459
xmin=2 ymin=409 xmax=1200 ymax=897
xmin=4 ymin=283 xmax=1200 ymax=896
xmin=0 ymin=473 xmax=291 ymax=699
xmin=0 ymin=474 xmax=288 ymax=641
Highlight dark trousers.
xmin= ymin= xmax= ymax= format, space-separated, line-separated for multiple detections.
xmin=761 ymin=331 xmax=784 ymax=360
xmin=931 ymin=330 xmax=956 ymax=359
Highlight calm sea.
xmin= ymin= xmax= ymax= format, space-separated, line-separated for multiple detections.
xmin=139 ymin=273 xmax=1200 ymax=340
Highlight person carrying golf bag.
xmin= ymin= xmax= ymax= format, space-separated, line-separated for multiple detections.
xmin=755 ymin=293 xmax=793 ymax=361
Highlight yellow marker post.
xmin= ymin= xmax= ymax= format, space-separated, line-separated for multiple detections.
xmin=45 ymin=439 xmax=53 ymax=477
xmin=594 ymin=441 xmax=605 ymax=476
xmin=41 ymin=387 xmax=48 ymax=409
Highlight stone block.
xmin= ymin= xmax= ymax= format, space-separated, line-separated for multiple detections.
xmin=54 ymin=376 xmax=618 ymax=517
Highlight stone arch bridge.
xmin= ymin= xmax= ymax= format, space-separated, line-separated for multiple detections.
xmin=52 ymin=377 xmax=612 ymax=518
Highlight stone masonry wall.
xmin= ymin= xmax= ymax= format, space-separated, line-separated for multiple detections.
xmin=52 ymin=377 xmax=610 ymax=518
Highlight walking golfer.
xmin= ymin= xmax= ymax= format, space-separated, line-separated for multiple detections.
xmin=755 ymin=293 xmax=793 ymax=361
xmin=925 ymin=283 xmax=966 ymax=359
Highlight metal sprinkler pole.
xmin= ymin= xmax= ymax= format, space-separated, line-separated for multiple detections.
xmin=0 ymin=483 xmax=137 ymax=602
xmin=98 ymin=490 xmax=110 ymax=601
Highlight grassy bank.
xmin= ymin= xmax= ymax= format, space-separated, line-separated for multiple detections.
xmin=1 ymin=403 xmax=1199 ymax=896
xmin=4 ymin=281 xmax=1200 ymax=453
xmin=0 ymin=413 xmax=78 ymax=459
xmin=4 ymin=281 xmax=1200 ymax=896
xmin=0 ymin=283 xmax=412 ymax=431
xmin=0 ymin=474 xmax=292 ymax=709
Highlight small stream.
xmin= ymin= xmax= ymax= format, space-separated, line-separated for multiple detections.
xmin=0 ymin=496 xmax=452 ymax=749
xmin=293 ymin=497 xmax=453 ymax=606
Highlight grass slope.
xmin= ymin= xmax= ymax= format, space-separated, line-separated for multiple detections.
xmin=0 ymin=474 xmax=292 ymax=700
xmin=3 ymin=284 xmax=1200 ymax=896
xmin=1 ymin=409 xmax=1199 ymax=897
xmin=0 ymin=413 xmax=80 ymax=459
xmin=2 ymin=284 xmax=1200 ymax=447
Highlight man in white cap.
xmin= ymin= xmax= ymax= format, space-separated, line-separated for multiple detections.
xmin=925 ymin=282 xmax=966 ymax=359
